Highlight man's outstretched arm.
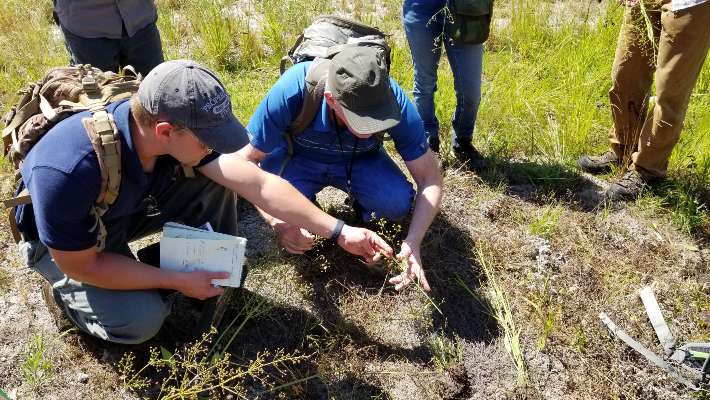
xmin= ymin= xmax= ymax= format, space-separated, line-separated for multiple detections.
xmin=198 ymin=152 xmax=393 ymax=261
xmin=389 ymin=149 xmax=443 ymax=292
xmin=50 ymin=247 xmax=229 ymax=299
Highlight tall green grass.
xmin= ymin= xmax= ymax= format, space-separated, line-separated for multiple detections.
xmin=0 ymin=1 xmax=66 ymax=108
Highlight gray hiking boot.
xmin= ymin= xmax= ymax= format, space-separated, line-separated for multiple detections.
xmin=605 ymin=170 xmax=652 ymax=202
xmin=577 ymin=150 xmax=621 ymax=174
xmin=41 ymin=281 xmax=72 ymax=330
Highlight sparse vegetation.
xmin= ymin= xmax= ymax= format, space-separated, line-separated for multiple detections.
xmin=118 ymin=329 xmax=307 ymax=399
xmin=528 ymin=206 xmax=563 ymax=239
xmin=0 ymin=0 xmax=708 ymax=399
xmin=427 ymin=333 xmax=464 ymax=371
xmin=0 ymin=268 xmax=10 ymax=295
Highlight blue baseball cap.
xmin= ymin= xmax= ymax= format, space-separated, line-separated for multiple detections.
xmin=138 ymin=60 xmax=248 ymax=154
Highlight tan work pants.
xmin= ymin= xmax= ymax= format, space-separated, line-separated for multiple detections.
xmin=608 ymin=0 xmax=710 ymax=178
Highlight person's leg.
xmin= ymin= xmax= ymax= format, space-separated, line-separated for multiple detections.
xmin=443 ymin=40 xmax=483 ymax=148
xmin=402 ymin=0 xmax=445 ymax=151
xmin=631 ymin=0 xmax=710 ymax=178
xmin=338 ymin=149 xmax=415 ymax=222
xmin=18 ymin=234 xmax=170 ymax=344
xmin=260 ymin=149 xmax=329 ymax=202
xmin=59 ymin=26 xmax=121 ymax=72
xmin=607 ymin=4 xmax=661 ymax=161
xmin=119 ymin=22 xmax=164 ymax=76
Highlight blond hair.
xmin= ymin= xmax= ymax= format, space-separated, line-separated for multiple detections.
xmin=129 ymin=94 xmax=159 ymax=130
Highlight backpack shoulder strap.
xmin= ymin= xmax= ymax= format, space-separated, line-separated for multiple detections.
xmin=286 ymin=59 xmax=330 ymax=137
xmin=273 ymin=59 xmax=330 ymax=176
xmin=81 ymin=107 xmax=121 ymax=215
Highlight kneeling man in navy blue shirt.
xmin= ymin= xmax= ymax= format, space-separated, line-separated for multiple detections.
xmin=15 ymin=60 xmax=392 ymax=344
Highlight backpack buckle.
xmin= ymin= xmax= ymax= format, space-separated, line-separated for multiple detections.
xmin=81 ymin=75 xmax=100 ymax=96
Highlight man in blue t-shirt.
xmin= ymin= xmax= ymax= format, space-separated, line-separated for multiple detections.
xmin=238 ymin=46 xmax=443 ymax=292
xmin=15 ymin=60 xmax=393 ymax=344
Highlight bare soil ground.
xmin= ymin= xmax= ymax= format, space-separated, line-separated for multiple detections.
xmin=1 ymin=155 xmax=708 ymax=399
xmin=1 ymin=1 xmax=709 ymax=399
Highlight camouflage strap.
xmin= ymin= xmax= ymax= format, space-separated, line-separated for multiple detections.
xmin=3 ymin=187 xmax=31 ymax=243
xmin=600 ymin=312 xmax=703 ymax=390
xmin=2 ymin=84 xmax=41 ymax=159
xmin=81 ymin=110 xmax=121 ymax=212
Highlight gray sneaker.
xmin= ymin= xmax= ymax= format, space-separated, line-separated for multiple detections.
xmin=605 ymin=170 xmax=651 ymax=201
xmin=577 ymin=150 xmax=621 ymax=174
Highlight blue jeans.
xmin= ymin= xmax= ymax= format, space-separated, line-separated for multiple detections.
xmin=60 ymin=22 xmax=164 ymax=76
xmin=261 ymin=147 xmax=416 ymax=222
xmin=402 ymin=0 xmax=484 ymax=149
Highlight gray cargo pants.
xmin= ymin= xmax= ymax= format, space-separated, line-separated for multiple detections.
xmin=18 ymin=172 xmax=238 ymax=344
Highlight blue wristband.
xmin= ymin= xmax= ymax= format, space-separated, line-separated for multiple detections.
xmin=330 ymin=219 xmax=345 ymax=241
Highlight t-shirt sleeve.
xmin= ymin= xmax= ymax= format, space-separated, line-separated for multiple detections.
xmin=28 ymin=162 xmax=101 ymax=251
xmin=388 ymin=79 xmax=429 ymax=162
xmin=245 ymin=62 xmax=309 ymax=154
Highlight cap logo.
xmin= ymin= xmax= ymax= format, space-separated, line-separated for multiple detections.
xmin=202 ymin=90 xmax=230 ymax=116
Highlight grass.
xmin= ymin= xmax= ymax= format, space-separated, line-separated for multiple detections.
xmin=1 ymin=0 xmax=709 ymax=398
xmin=427 ymin=332 xmax=464 ymax=371
xmin=477 ymin=248 xmax=528 ymax=386
xmin=528 ymin=206 xmax=563 ymax=239
xmin=522 ymin=277 xmax=559 ymax=351
xmin=21 ymin=333 xmax=54 ymax=390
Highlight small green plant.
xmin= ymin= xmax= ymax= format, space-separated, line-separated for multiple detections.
xmin=570 ymin=325 xmax=590 ymax=354
xmin=528 ymin=206 xmax=563 ymax=239
xmin=478 ymin=248 xmax=528 ymax=385
xmin=522 ymin=277 xmax=559 ymax=351
xmin=21 ymin=333 xmax=54 ymax=390
xmin=427 ymin=333 xmax=464 ymax=371
xmin=305 ymin=235 xmax=334 ymax=272
xmin=371 ymin=217 xmax=443 ymax=315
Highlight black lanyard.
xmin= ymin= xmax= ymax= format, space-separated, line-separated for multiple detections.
xmin=332 ymin=110 xmax=358 ymax=206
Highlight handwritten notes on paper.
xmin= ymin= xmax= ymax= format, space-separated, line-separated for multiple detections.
xmin=160 ymin=222 xmax=247 ymax=287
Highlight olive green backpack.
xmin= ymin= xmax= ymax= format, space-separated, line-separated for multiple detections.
xmin=445 ymin=0 xmax=494 ymax=45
